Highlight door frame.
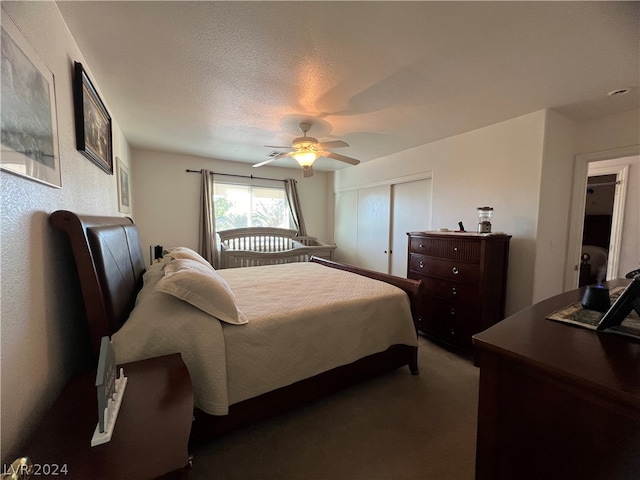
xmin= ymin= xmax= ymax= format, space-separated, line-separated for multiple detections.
xmin=564 ymin=145 xmax=639 ymax=290
xmin=587 ymin=162 xmax=628 ymax=282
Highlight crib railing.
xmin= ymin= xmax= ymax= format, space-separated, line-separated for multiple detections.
xmin=218 ymin=227 xmax=336 ymax=269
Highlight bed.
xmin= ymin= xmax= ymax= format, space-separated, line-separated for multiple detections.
xmin=218 ymin=226 xmax=336 ymax=268
xmin=50 ymin=210 xmax=421 ymax=445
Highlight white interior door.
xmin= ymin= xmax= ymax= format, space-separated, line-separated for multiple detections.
xmin=356 ymin=185 xmax=391 ymax=273
xmin=390 ymin=179 xmax=433 ymax=276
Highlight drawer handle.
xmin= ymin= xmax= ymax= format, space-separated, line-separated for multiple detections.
xmin=451 ymin=287 xmax=457 ymax=296
xmin=452 ymin=267 xmax=459 ymax=275
xmin=449 ymin=308 xmax=456 ymax=316
xmin=453 ymin=247 xmax=458 ymax=252
xmin=449 ymin=327 xmax=456 ymax=336
xmin=419 ymin=261 xmax=425 ymax=268
xmin=419 ymin=244 xmax=424 ymax=248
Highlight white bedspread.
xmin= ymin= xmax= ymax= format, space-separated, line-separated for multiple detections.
xmin=113 ymin=262 xmax=417 ymax=415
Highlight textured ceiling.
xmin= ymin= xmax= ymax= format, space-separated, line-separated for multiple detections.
xmin=56 ymin=1 xmax=640 ymax=171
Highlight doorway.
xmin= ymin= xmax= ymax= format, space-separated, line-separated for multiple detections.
xmin=565 ymin=146 xmax=638 ymax=290
xmin=579 ymin=174 xmax=616 ymax=286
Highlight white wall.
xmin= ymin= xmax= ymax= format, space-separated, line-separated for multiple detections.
xmin=575 ymin=109 xmax=640 ymax=155
xmin=531 ymin=110 xmax=577 ymax=302
xmin=334 ymin=111 xmax=547 ymax=315
xmin=0 ymin=3 xmax=131 ymax=460
xmin=131 ymin=148 xmax=331 ymax=261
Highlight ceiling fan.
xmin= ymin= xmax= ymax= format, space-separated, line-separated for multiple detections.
xmin=254 ymin=122 xmax=360 ymax=177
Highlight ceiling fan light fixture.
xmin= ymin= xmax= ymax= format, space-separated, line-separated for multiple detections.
xmin=292 ymin=150 xmax=317 ymax=167
xmin=258 ymin=122 xmax=359 ymax=176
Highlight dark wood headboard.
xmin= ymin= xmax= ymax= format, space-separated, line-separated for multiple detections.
xmin=50 ymin=210 xmax=146 ymax=359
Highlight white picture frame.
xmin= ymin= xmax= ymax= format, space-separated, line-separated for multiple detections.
xmin=116 ymin=157 xmax=131 ymax=213
xmin=1 ymin=9 xmax=61 ymax=188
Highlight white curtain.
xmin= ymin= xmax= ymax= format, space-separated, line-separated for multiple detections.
xmin=198 ymin=169 xmax=218 ymax=267
xmin=285 ymin=178 xmax=307 ymax=236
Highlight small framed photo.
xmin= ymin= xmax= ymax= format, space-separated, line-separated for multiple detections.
xmin=73 ymin=61 xmax=113 ymax=174
xmin=0 ymin=10 xmax=61 ymax=188
xmin=116 ymin=157 xmax=131 ymax=213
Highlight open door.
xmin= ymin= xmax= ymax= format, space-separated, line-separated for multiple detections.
xmin=579 ymin=173 xmax=617 ymax=286
xmin=565 ymin=146 xmax=637 ymax=290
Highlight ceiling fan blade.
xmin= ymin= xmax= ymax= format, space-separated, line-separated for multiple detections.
xmin=253 ymin=158 xmax=276 ymax=168
xmin=302 ymin=165 xmax=314 ymax=178
xmin=317 ymin=140 xmax=349 ymax=149
xmin=323 ymin=151 xmax=360 ymax=166
xmin=265 ymin=145 xmax=293 ymax=149
xmin=254 ymin=152 xmax=291 ymax=168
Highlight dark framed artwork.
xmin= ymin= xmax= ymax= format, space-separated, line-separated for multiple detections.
xmin=116 ymin=157 xmax=131 ymax=213
xmin=73 ymin=61 xmax=113 ymax=174
xmin=0 ymin=9 xmax=61 ymax=188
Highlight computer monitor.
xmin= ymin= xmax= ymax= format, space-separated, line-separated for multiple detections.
xmin=597 ymin=277 xmax=640 ymax=331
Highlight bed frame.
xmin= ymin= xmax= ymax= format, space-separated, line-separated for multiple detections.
xmin=50 ymin=210 xmax=422 ymax=445
xmin=218 ymin=226 xmax=336 ymax=268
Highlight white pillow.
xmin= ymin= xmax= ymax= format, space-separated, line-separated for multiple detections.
xmin=155 ymin=258 xmax=247 ymax=325
xmin=163 ymin=247 xmax=213 ymax=269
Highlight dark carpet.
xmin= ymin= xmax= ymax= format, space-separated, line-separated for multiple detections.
xmin=190 ymin=336 xmax=478 ymax=480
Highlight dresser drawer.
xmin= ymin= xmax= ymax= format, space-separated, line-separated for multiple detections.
xmin=409 ymin=254 xmax=480 ymax=284
xmin=417 ymin=296 xmax=475 ymax=349
xmin=413 ymin=275 xmax=479 ymax=305
xmin=409 ymin=236 xmax=480 ymax=263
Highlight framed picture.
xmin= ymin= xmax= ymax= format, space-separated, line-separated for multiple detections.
xmin=0 ymin=10 xmax=61 ymax=188
xmin=116 ymin=157 xmax=131 ymax=213
xmin=73 ymin=61 xmax=112 ymax=174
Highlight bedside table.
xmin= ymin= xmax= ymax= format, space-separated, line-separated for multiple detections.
xmin=21 ymin=353 xmax=193 ymax=479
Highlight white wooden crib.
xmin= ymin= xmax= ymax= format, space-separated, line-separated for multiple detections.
xmin=218 ymin=227 xmax=336 ymax=268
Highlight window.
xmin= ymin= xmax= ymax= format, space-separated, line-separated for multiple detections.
xmin=214 ymin=183 xmax=291 ymax=231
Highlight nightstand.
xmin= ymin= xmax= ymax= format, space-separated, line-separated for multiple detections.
xmin=20 ymin=353 xmax=193 ymax=479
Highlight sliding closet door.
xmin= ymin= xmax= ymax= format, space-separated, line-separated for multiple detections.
xmin=390 ymin=179 xmax=433 ymax=276
xmin=334 ymin=190 xmax=358 ymax=265
xmin=333 ymin=175 xmax=432 ymax=274
xmin=356 ymin=185 xmax=391 ymax=273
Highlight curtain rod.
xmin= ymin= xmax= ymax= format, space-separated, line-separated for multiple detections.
xmin=587 ymin=181 xmax=620 ymax=188
xmin=185 ymin=169 xmax=287 ymax=183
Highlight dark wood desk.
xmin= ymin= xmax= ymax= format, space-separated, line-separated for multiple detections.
xmin=473 ymin=279 xmax=640 ymax=480
xmin=21 ymin=354 xmax=193 ymax=479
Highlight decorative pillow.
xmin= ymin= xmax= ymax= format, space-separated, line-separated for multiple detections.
xmin=163 ymin=247 xmax=213 ymax=269
xmin=155 ymin=258 xmax=247 ymax=325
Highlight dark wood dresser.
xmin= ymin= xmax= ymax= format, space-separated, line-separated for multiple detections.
xmin=473 ymin=279 xmax=640 ymax=480
xmin=407 ymin=231 xmax=511 ymax=351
